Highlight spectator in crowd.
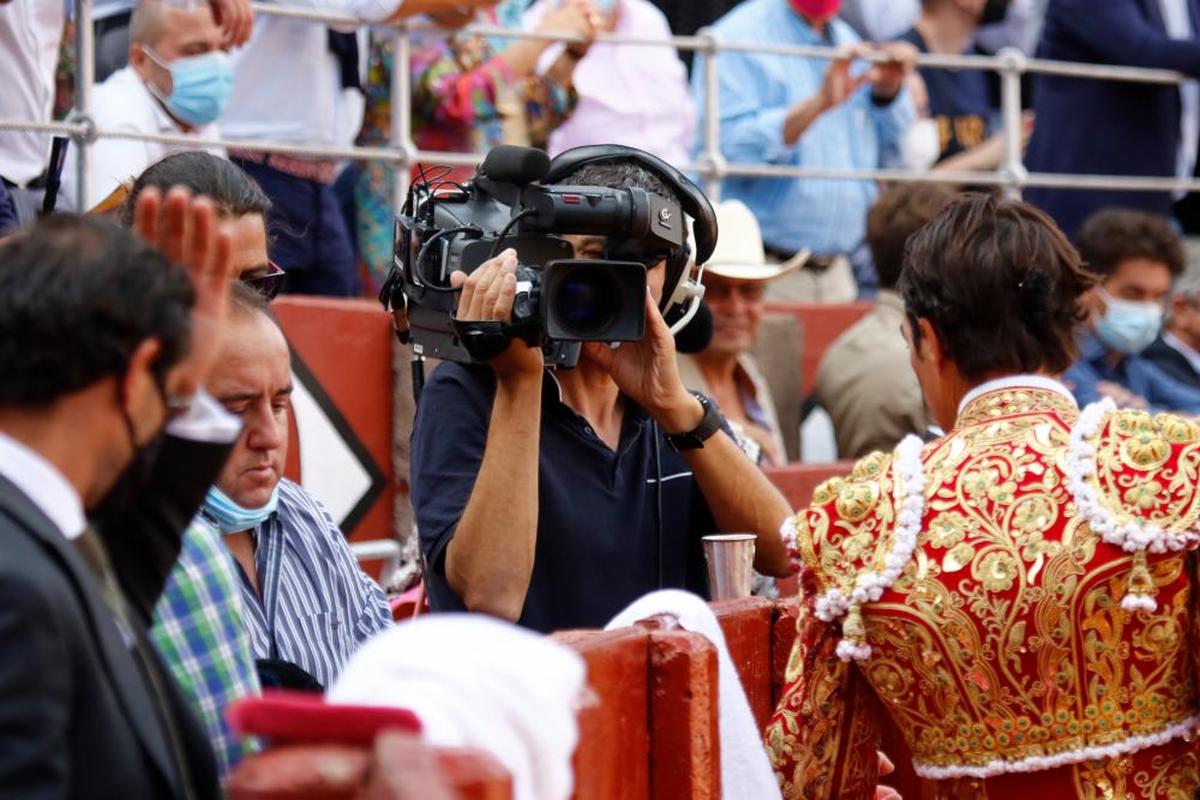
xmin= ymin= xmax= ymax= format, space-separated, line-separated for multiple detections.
xmin=62 ymin=0 xmax=231 ymax=211
xmin=411 ymin=147 xmax=792 ymax=632
xmin=1144 ymin=274 xmax=1200 ymax=389
xmin=120 ymin=151 xmax=284 ymax=293
xmin=201 ymin=283 xmax=392 ymax=688
xmin=525 ymin=0 xmax=696 ymax=168
xmin=677 ymin=200 xmax=801 ymax=466
xmin=1064 ymin=208 xmax=1200 ymax=413
xmin=1025 ymin=0 xmax=1200 ymax=239
xmin=355 ymin=0 xmax=596 ymax=289
xmin=814 ymin=182 xmax=954 ymax=458
xmin=840 ymin=0 xmax=1042 ymax=52
xmin=897 ymin=0 xmax=1031 ymax=171
xmin=0 ymin=181 xmax=16 ymax=236
xmin=117 ymin=153 xmax=281 ymax=776
xmin=221 ymin=0 xmax=493 ymax=297
xmin=646 ymin=0 xmax=742 ymax=71
xmin=0 ymin=206 xmax=238 ymax=799
xmin=693 ymin=0 xmax=917 ymax=301
xmin=0 ymin=0 xmax=250 ymax=224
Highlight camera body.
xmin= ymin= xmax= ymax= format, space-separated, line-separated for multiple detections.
xmin=381 ymin=146 xmax=686 ymax=368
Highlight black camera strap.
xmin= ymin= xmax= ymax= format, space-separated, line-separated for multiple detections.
xmin=450 ymin=318 xmax=514 ymax=362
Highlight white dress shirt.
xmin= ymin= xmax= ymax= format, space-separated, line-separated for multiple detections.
xmin=220 ymin=0 xmax=402 ymax=150
xmin=61 ymin=67 xmax=225 ymax=210
xmin=0 ymin=0 xmax=66 ymax=184
xmin=0 ymin=390 xmax=239 ymax=542
xmin=0 ymin=431 xmax=87 ymax=541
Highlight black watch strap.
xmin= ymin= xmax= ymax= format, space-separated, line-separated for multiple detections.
xmin=665 ymin=392 xmax=724 ymax=452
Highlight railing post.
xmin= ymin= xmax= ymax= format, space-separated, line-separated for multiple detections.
xmin=74 ymin=0 xmax=95 ymax=211
xmin=699 ymin=27 xmax=725 ymax=201
xmin=390 ymin=23 xmax=414 ymax=211
xmin=998 ymin=46 xmax=1027 ymax=200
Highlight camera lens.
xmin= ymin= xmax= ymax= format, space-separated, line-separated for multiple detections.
xmin=553 ymin=266 xmax=621 ymax=337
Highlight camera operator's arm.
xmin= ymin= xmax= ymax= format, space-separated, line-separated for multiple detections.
xmin=582 ymin=294 xmax=793 ymax=578
xmin=440 ymin=251 xmax=545 ymax=621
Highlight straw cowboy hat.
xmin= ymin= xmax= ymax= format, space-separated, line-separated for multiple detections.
xmin=703 ymin=199 xmax=809 ymax=281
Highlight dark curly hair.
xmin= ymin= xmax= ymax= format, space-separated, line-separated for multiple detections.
xmin=898 ymin=193 xmax=1095 ymax=381
xmin=1076 ymin=208 xmax=1185 ymax=279
xmin=0 ymin=215 xmax=194 ymax=407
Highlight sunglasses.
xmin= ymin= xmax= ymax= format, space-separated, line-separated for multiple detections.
xmin=242 ymin=261 xmax=286 ymax=300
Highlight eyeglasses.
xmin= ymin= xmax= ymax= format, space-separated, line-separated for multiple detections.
xmin=703 ymin=281 xmax=767 ymax=302
xmin=242 ymin=261 xmax=286 ymax=300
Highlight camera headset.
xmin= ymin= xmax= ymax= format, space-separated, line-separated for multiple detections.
xmin=543 ymin=144 xmax=717 ymax=337
xmin=546 ymin=145 xmax=719 ymax=590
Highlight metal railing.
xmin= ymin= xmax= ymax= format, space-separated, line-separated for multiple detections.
xmin=1 ymin=1 xmax=1197 ymax=212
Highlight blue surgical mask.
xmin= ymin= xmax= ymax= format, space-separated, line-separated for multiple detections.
xmin=1095 ymin=288 xmax=1163 ymax=355
xmin=144 ymin=48 xmax=234 ymax=127
xmin=203 ymin=484 xmax=280 ymax=534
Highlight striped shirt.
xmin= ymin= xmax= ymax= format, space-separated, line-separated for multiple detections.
xmin=211 ymin=478 xmax=393 ymax=689
xmin=691 ymin=0 xmax=914 ymax=257
xmin=151 ymin=518 xmax=261 ymax=778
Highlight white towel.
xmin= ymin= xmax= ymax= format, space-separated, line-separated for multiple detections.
xmin=328 ymin=614 xmax=586 ymax=800
xmin=605 ymin=590 xmax=782 ymax=800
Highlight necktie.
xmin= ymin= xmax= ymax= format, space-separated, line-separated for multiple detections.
xmin=75 ymin=527 xmax=198 ymax=800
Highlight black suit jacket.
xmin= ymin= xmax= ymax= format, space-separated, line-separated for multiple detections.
xmin=0 ymin=434 xmax=231 ymax=799
xmin=1143 ymin=335 xmax=1200 ymax=390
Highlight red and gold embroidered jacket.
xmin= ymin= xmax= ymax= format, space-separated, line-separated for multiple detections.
xmin=767 ymin=380 xmax=1200 ymax=800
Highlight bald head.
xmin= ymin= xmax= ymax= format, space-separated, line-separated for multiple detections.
xmin=129 ymin=0 xmax=221 ymax=53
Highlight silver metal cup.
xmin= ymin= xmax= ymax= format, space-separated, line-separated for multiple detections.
xmin=702 ymin=533 xmax=756 ymax=600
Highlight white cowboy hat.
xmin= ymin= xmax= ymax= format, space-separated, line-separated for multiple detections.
xmin=703 ymin=200 xmax=809 ymax=281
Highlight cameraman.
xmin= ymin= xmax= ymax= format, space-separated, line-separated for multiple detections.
xmin=410 ymin=153 xmax=792 ymax=631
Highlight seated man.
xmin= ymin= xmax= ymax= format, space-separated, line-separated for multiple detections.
xmin=63 ymin=0 xmax=231 ymax=210
xmin=677 ymin=200 xmax=802 ymax=466
xmin=201 ymin=282 xmax=392 ymax=687
xmin=1064 ymin=208 xmax=1200 ymax=414
xmin=814 ymin=182 xmax=952 ymax=458
xmin=1144 ymin=275 xmax=1200 ymax=390
xmin=410 ymin=146 xmax=792 ymax=632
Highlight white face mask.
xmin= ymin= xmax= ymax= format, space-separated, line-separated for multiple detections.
xmin=901 ymin=118 xmax=942 ymax=172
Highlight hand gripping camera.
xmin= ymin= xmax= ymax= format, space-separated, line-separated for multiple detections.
xmin=380 ymin=144 xmax=717 ymax=369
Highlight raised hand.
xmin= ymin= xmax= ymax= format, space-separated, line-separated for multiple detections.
xmin=581 ymin=290 xmax=702 ymax=433
xmin=867 ymin=40 xmax=917 ymax=104
xmin=207 ymin=0 xmax=253 ymax=48
xmin=449 ymin=250 xmax=544 ymax=379
xmin=133 ymin=186 xmax=234 ymax=400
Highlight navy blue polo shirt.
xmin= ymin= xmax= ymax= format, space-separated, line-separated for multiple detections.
xmin=411 ymin=362 xmax=715 ymax=632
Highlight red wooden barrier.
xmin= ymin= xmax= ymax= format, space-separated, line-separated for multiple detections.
xmin=645 ymin=629 xmax=720 ymax=800
xmin=551 ymin=628 xmax=652 ymax=800
xmin=763 ymin=301 xmax=872 ymax=395
xmin=710 ymin=597 xmax=775 ymax=733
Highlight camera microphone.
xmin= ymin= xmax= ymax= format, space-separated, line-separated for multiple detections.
xmin=480 ymin=145 xmax=551 ymax=185
xmin=673 ymin=301 xmax=713 ymax=354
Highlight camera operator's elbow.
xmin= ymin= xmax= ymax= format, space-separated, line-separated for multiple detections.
xmin=756 ymin=549 xmax=793 ymax=579
xmin=446 ymin=557 xmax=526 ymax=622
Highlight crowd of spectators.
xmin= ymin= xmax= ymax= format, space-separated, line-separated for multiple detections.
xmin=9 ymin=0 xmax=1200 ymax=796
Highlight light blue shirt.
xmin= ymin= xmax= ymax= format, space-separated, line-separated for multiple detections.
xmin=691 ymin=0 xmax=914 ymax=259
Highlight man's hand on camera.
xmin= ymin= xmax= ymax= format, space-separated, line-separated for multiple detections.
xmin=450 ymin=249 xmax=544 ymax=380
xmin=582 ymin=291 xmax=703 ymax=434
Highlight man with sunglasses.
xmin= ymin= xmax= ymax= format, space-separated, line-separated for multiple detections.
xmin=1063 ymin=208 xmax=1200 ymax=415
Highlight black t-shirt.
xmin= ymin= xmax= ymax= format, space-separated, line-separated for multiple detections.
xmin=411 ymin=363 xmax=715 ymax=633
xmin=898 ymin=28 xmax=998 ymax=161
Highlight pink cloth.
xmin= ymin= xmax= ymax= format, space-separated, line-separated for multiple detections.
xmin=525 ymin=0 xmax=696 ymax=168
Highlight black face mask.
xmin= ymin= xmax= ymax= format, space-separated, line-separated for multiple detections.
xmin=90 ymin=382 xmax=168 ymax=520
xmin=979 ymin=0 xmax=1010 ymax=26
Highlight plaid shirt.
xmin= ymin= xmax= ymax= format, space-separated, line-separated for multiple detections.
xmin=151 ymin=518 xmax=261 ymax=778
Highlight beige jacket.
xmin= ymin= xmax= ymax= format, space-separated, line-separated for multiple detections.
xmin=812 ymin=290 xmax=929 ymax=458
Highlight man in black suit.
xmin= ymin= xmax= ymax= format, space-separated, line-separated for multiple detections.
xmin=0 ymin=196 xmax=237 ymax=799
xmin=1145 ymin=276 xmax=1200 ymax=390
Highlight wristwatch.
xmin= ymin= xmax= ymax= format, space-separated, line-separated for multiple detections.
xmin=665 ymin=392 xmax=724 ymax=452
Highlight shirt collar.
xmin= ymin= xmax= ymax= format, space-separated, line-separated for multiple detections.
xmin=1163 ymin=330 xmax=1200 ymax=374
xmin=957 ymin=374 xmax=1077 ymax=417
xmin=0 ymin=431 xmax=86 ymax=540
